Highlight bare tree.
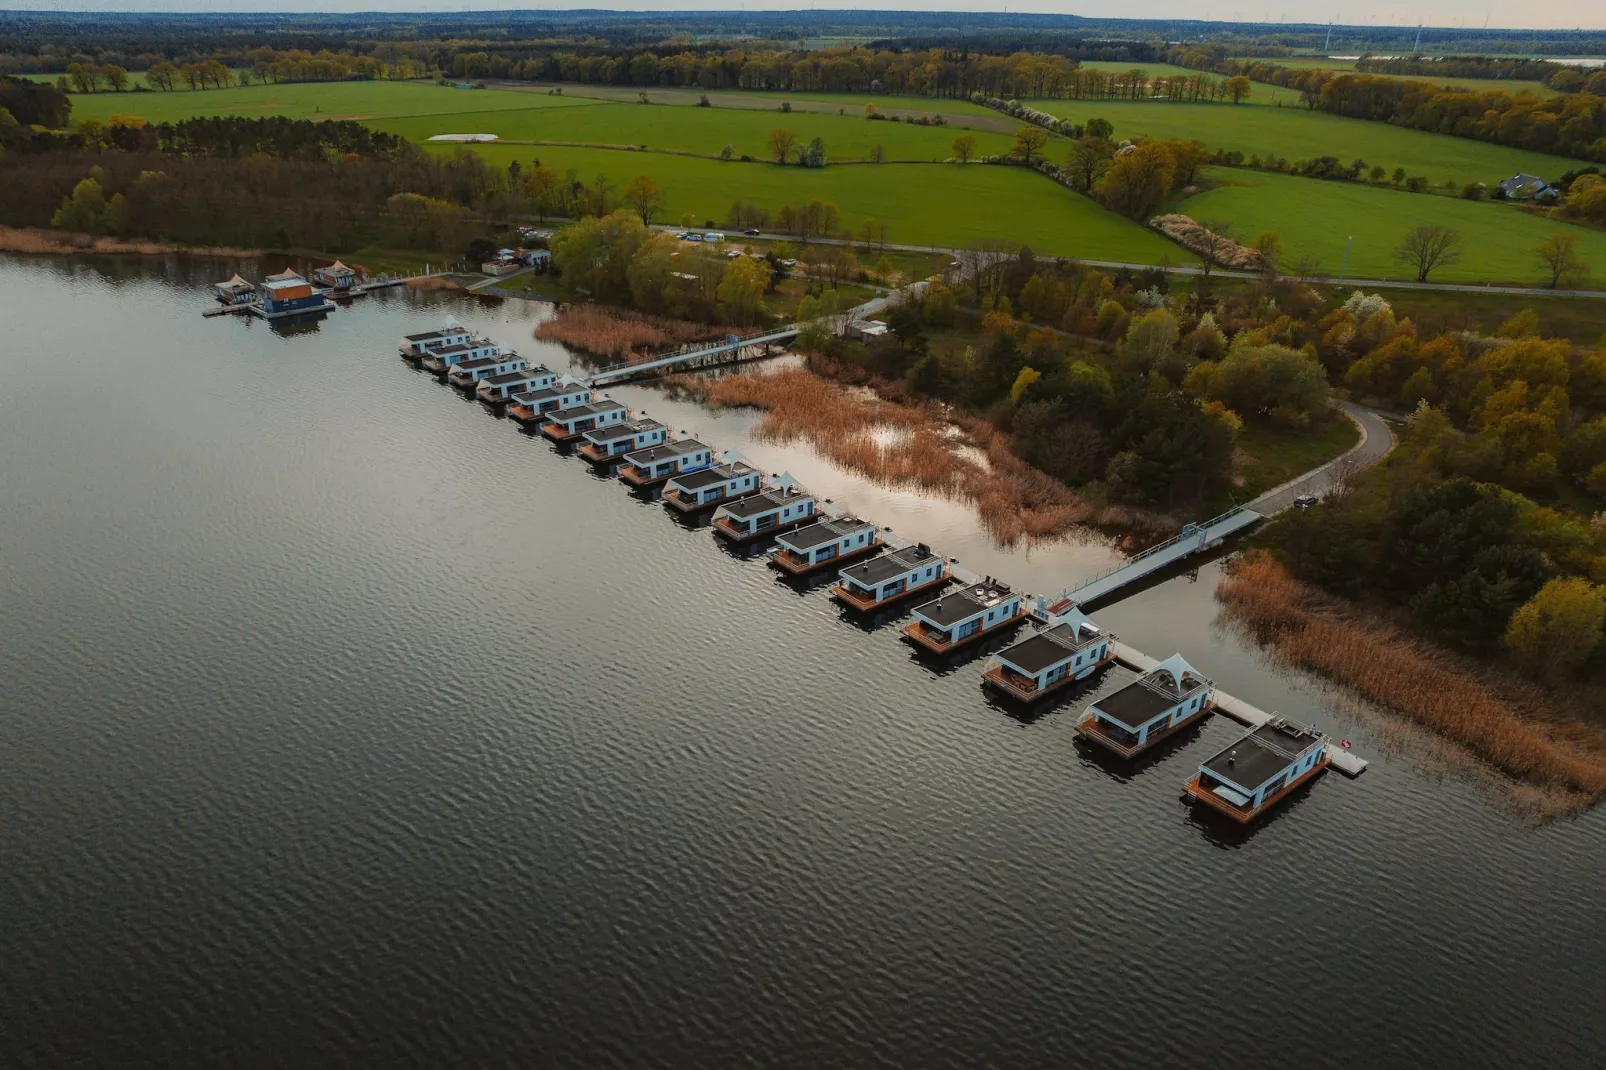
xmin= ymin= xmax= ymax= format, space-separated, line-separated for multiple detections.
xmin=1194 ymin=219 xmax=1240 ymax=280
xmin=1535 ymin=232 xmax=1591 ymax=289
xmin=1393 ymin=224 xmax=1461 ymax=282
xmin=1292 ymin=253 xmax=1323 ymax=282
xmin=952 ymin=239 xmax=1013 ymax=301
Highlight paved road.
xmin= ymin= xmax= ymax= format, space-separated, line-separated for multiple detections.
xmin=1247 ymin=402 xmax=1396 ymax=516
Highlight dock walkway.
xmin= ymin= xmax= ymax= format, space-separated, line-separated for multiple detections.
xmin=1110 ymin=641 xmax=1367 ymax=776
xmin=585 ymin=328 xmax=801 ymax=387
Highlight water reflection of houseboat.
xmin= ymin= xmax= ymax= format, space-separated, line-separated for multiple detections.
xmin=982 ymin=608 xmax=1112 ymax=703
xmin=1076 ymin=655 xmax=1213 ymax=758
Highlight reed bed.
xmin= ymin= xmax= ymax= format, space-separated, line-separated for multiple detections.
xmin=1218 ymin=552 xmax=1606 ymax=801
xmin=535 ymin=305 xmax=730 ymax=360
xmin=0 ymin=225 xmax=258 ymax=257
xmin=677 ymin=366 xmax=1102 ymax=544
xmin=406 ymin=275 xmax=468 ymax=292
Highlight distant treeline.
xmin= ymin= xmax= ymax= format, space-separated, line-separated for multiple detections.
xmin=1354 ymin=54 xmax=1564 ymax=83
xmin=1171 ymin=49 xmax=1606 ymax=163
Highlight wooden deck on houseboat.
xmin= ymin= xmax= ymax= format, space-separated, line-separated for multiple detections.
xmin=619 ymin=464 xmax=673 ymax=487
xmin=712 ymin=514 xmax=811 ymax=542
xmin=665 ymin=487 xmax=761 ymax=515
xmin=540 ymin=422 xmax=584 ymax=442
xmin=983 ymin=651 xmax=1114 ymax=704
xmin=771 ymin=539 xmax=882 ymax=576
xmin=1182 ymin=757 xmax=1329 ymax=823
xmin=1074 ymin=700 xmax=1210 ymax=757
xmin=831 ymin=571 xmax=951 ymax=612
xmin=900 ymin=612 xmax=1025 ymax=654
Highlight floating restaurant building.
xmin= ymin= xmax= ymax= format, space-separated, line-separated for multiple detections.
xmin=831 ymin=543 xmax=950 ymax=611
xmin=1075 ymin=654 xmax=1213 ymax=757
xmin=541 ymin=399 xmax=629 ymax=442
xmin=255 ymin=271 xmax=335 ymax=319
xmin=711 ymin=477 xmax=816 ymax=542
xmin=982 ymin=608 xmax=1113 ymax=702
xmin=1183 ymin=717 xmax=1330 ymax=822
xmin=770 ymin=515 xmax=881 ymax=575
xmin=619 ymin=439 xmax=714 ymax=487
xmin=508 ymin=378 xmax=590 ymax=425
xmin=447 ymin=352 xmax=526 ymax=390
xmin=478 ymin=366 xmax=555 ymax=404
xmin=577 ymin=419 xmax=668 ymax=463
xmin=901 ymin=577 xmax=1025 ymax=654
xmin=311 ymin=261 xmax=357 ymax=291
xmin=664 ymin=454 xmax=762 ymax=513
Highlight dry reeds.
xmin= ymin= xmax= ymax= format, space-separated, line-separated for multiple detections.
xmin=678 ymin=366 xmax=1104 ymax=545
xmin=0 ymin=225 xmax=258 ymax=257
xmin=1218 ymin=552 xmax=1606 ymax=800
xmin=535 ymin=305 xmax=733 ymax=360
xmin=406 ymin=276 xmax=468 ymax=292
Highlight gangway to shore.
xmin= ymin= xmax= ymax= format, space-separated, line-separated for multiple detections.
xmin=1038 ymin=506 xmax=1263 ymax=613
xmin=585 ymin=327 xmax=800 ymax=387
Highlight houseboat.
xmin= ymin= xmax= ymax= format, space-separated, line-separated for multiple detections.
xmin=663 ymin=455 xmax=762 ymax=514
xmin=618 ymin=439 xmax=714 ymax=487
xmin=770 ymin=515 xmax=881 ymax=576
xmin=312 ymin=261 xmax=357 ymax=291
xmin=1076 ymin=654 xmax=1214 ymax=758
xmin=982 ymin=608 xmax=1113 ymax=704
xmin=577 ymin=419 xmax=668 ymax=463
xmin=399 ymin=318 xmax=472 ymax=360
xmin=711 ymin=477 xmax=816 ymax=542
xmin=540 ymin=399 xmax=629 ymax=442
xmin=901 ymin=577 xmax=1025 ymax=654
xmin=214 ymin=274 xmax=255 ymax=306
xmin=507 ymin=378 xmax=590 ymax=425
xmin=478 ymin=366 xmax=555 ymax=404
xmin=447 ymin=351 xmax=527 ymax=391
xmin=420 ymin=338 xmax=501 ymax=375
xmin=1183 ymin=717 xmax=1330 ymax=822
xmin=831 ymin=543 xmax=951 ymax=611
xmin=253 ymin=271 xmax=336 ymax=319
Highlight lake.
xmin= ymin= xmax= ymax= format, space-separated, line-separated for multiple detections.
xmin=2 ymin=254 xmax=1601 ymax=1068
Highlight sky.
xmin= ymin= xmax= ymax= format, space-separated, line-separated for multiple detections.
xmin=5 ymin=1 xmax=1605 ymax=34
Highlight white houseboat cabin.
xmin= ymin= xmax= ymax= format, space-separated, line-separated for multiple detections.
xmin=983 ymin=608 xmax=1112 ymax=703
xmin=312 ymin=261 xmax=357 ymax=290
xmin=420 ymin=338 xmax=502 ymax=374
xmin=214 ymin=274 xmax=255 ymax=305
xmin=663 ymin=455 xmax=762 ymax=513
xmin=477 ymin=366 xmax=555 ymax=403
xmin=1076 ymin=654 xmax=1213 ymax=758
xmin=577 ymin=419 xmax=668 ymax=463
xmin=831 ymin=543 xmax=951 ymax=611
xmin=619 ymin=439 xmax=713 ymax=487
xmin=447 ymin=352 xmax=527 ymax=389
xmin=399 ymin=317 xmax=472 ymax=359
xmin=770 ymin=515 xmax=881 ymax=575
xmin=507 ymin=378 xmax=590 ymax=425
xmin=901 ymin=577 xmax=1025 ymax=654
xmin=541 ymin=399 xmax=629 ymax=442
xmin=711 ymin=477 xmax=816 ymax=542
xmin=1184 ymin=717 xmax=1330 ymax=823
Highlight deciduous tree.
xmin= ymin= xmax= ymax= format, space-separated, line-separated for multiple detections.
xmin=622 ymin=173 xmax=665 ymax=224
xmin=1009 ymin=126 xmax=1049 ymax=165
xmin=1534 ymin=232 xmax=1590 ymax=289
xmin=1504 ymin=577 xmax=1606 ymax=679
xmin=951 ymin=133 xmax=977 ymax=163
xmin=767 ymin=127 xmax=797 ymax=164
xmin=1393 ymin=224 xmax=1461 ymax=282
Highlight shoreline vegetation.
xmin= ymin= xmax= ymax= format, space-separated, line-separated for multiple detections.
xmin=535 ymin=304 xmax=748 ymax=360
xmin=1218 ymin=552 xmax=1606 ymax=809
xmin=0 ymin=223 xmax=259 ymax=258
xmin=671 ymin=362 xmax=1172 ymax=545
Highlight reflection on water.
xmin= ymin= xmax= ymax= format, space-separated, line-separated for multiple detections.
xmin=1 ymin=253 xmax=1603 ymax=1068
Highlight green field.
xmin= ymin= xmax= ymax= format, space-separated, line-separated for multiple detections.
xmin=52 ymin=80 xmax=598 ymax=124
xmin=452 ymin=142 xmax=1184 ymax=261
xmin=1179 ymin=168 xmax=1606 ymax=285
xmin=373 ymin=99 xmax=1012 ymax=162
xmin=1017 ymin=96 xmax=1587 ymax=186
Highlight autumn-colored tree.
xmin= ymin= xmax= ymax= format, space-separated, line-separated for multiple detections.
xmin=1504 ymin=577 xmax=1606 ymax=679
xmin=1225 ymin=76 xmax=1252 ymax=103
xmin=767 ymin=128 xmax=797 ymax=164
xmin=951 ymin=133 xmax=978 ymax=163
xmin=1066 ymin=136 xmax=1113 ymax=192
xmin=1534 ymin=232 xmax=1590 ymax=289
xmin=622 ymin=173 xmax=665 ymax=224
xmin=717 ymin=255 xmax=769 ymax=325
xmin=1097 ymin=141 xmax=1176 ymax=219
xmin=1009 ymin=126 xmax=1049 ymax=165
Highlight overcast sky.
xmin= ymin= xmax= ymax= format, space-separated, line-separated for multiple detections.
xmin=7 ymin=2 xmax=1605 ymax=35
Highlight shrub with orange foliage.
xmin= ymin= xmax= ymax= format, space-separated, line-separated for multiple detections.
xmin=536 ymin=304 xmax=735 ymax=360
xmin=1218 ymin=551 xmax=1606 ymax=800
xmin=680 ymin=365 xmax=1110 ymax=544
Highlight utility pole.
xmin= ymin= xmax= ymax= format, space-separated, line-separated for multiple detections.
xmin=1339 ymin=235 xmax=1352 ymax=280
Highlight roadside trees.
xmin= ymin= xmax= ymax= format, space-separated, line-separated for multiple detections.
xmin=1393 ymin=224 xmax=1461 ymax=282
xmin=622 ymin=174 xmax=665 ymax=224
xmin=1534 ymin=232 xmax=1590 ymax=289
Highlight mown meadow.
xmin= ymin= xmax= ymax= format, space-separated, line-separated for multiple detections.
xmin=1178 ymin=168 xmax=1606 ymax=285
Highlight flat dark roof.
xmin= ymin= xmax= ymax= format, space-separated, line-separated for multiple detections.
xmin=554 ymin=400 xmax=622 ymax=421
xmin=780 ymin=516 xmax=869 ymax=552
xmin=720 ymin=488 xmax=810 ymax=518
xmin=671 ymin=464 xmax=744 ymax=490
xmin=456 ymin=355 xmax=511 ymax=371
xmin=841 ymin=545 xmax=936 ymax=586
xmin=1202 ymin=721 xmax=1323 ymax=791
xmin=485 ymin=371 xmax=536 ymax=385
xmin=996 ymin=623 xmax=1086 ymax=674
xmin=1091 ymin=680 xmax=1179 ymax=731
xmin=627 ymin=439 xmax=706 ymax=464
xmin=914 ymin=581 xmax=1014 ymax=627
xmin=587 ymin=422 xmax=644 ymax=442
xmin=405 ymin=330 xmax=451 ymax=341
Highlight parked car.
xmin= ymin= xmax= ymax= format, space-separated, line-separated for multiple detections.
xmin=685 ymin=233 xmax=703 ymax=242
xmin=1294 ymin=493 xmax=1320 ymax=510
xmin=704 ymin=232 xmax=726 ymax=243
xmin=674 ymin=231 xmax=689 ymax=239
xmin=743 ymin=228 xmax=762 ymax=237
xmin=725 ymin=249 xmax=742 ymax=258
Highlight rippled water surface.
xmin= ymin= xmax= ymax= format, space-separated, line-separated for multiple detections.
xmin=3 ymin=255 xmax=1603 ymax=1068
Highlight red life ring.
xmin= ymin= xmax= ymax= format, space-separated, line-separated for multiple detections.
xmin=1341 ymin=739 xmax=1353 ymax=749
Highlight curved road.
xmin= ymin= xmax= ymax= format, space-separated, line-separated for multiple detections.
xmin=1247 ymin=402 xmax=1396 ymax=516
